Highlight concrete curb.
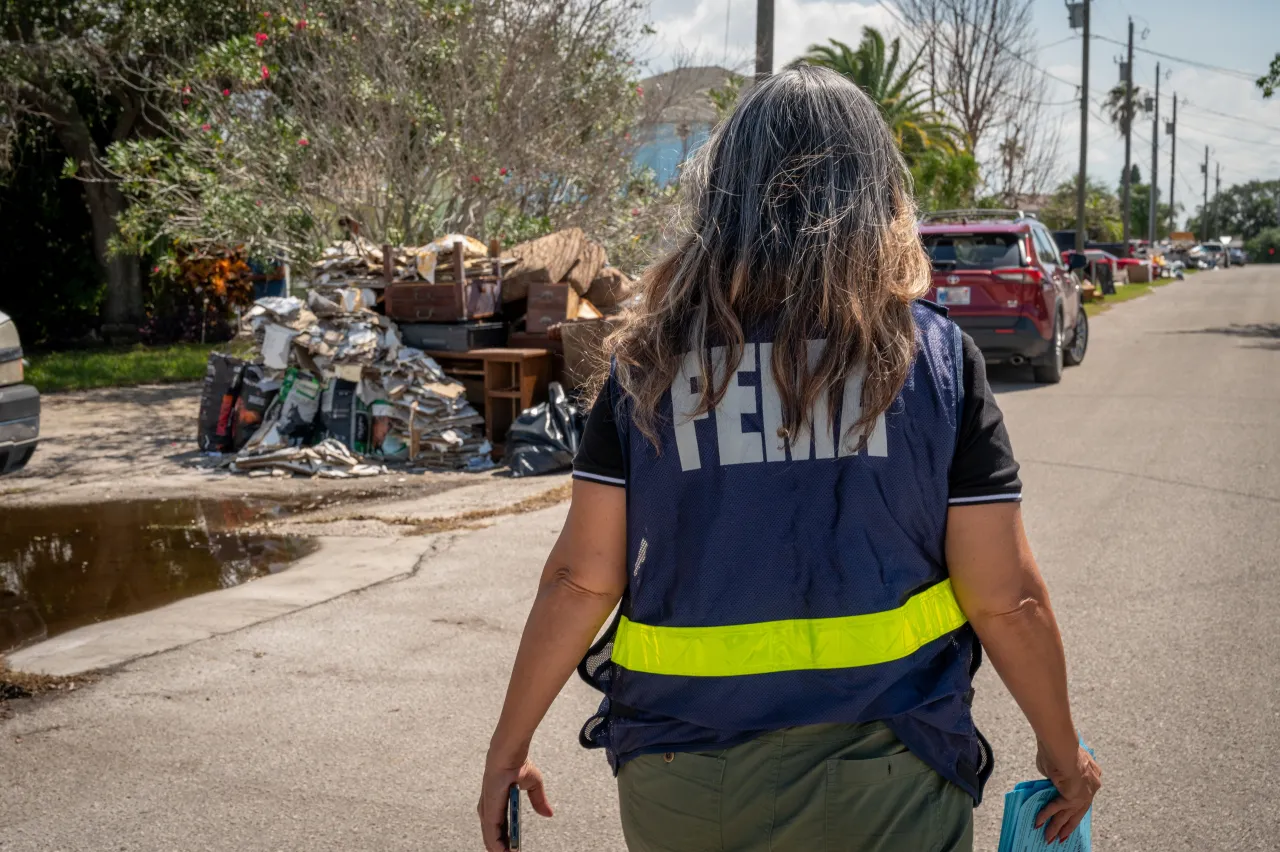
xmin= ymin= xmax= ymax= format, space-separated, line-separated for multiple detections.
xmin=7 ymin=535 xmax=436 ymax=677
xmin=6 ymin=475 xmax=572 ymax=677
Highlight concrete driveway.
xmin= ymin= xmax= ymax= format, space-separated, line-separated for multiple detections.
xmin=2 ymin=266 xmax=1279 ymax=850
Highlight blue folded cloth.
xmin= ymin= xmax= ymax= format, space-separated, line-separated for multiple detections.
xmin=997 ymin=746 xmax=1094 ymax=852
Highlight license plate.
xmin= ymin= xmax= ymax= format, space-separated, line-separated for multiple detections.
xmin=936 ymin=286 xmax=971 ymax=306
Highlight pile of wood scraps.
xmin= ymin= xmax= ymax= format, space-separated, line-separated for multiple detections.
xmin=502 ymin=228 xmax=635 ymax=333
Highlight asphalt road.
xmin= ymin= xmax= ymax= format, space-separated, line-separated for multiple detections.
xmin=2 ymin=266 xmax=1278 ymax=851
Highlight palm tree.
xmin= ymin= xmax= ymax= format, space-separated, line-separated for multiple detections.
xmin=1102 ymin=83 xmax=1147 ymax=137
xmin=798 ymin=28 xmax=961 ymax=164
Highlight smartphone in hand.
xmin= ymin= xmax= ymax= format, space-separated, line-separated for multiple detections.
xmin=505 ymin=786 xmax=521 ymax=851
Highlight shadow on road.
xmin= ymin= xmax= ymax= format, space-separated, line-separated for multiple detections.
xmin=1168 ymin=323 xmax=1280 ymax=351
xmin=985 ymin=364 xmax=1042 ymax=394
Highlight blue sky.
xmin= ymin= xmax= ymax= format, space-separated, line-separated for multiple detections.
xmin=642 ymin=0 xmax=1280 ymax=217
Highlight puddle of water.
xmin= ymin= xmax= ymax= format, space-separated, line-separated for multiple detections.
xmin=0 ymin=499 xmax=319 ymax=652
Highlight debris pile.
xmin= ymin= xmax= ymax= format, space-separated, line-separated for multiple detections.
xmin=310 ymin=234 xmax=505 ymax=288
xmin=502 ymin=228 xmax=632 ymax=311
xmin=198 ymin=287 xmax=491 ymax=477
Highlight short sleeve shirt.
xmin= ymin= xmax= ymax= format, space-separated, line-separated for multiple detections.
xmin=573 ymin=332 xmax=1022 ymax=504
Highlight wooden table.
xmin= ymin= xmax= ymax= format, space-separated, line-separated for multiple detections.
xmin=427 ymin=348 xmax=551 ymax=453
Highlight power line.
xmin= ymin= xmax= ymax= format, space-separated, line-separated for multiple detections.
xmin=1089 ymin=94 xmax=1278 ymax=152
xmin=1090 ymin=35 xmax=1260 ymax=81
xmin=1178 ymin=101 xmax=1280 ymax=136
xmin=1173 ymin=121 xmax=1277 ymax=149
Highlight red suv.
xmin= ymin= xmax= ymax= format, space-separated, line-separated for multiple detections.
xmin=919 ymin=210 xmax=1089 ymax=383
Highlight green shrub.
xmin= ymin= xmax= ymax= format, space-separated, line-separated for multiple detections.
xmin=1245 ymin=227 xmax=1280 ymax=263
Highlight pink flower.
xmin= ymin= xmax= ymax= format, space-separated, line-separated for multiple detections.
xmin=255 ymin=32 xmax=269 ymax=46
xmin=296 ymin=19 xmax=307 ymax=29
xmin=631 ymin=208 xmax=640 ymax=216
xmin=182 ymin=98 xmax=190 ymax=106
xmin=182 ymin=86 xmax=191 ymax=94
xmin=260 ymin=65 xmax=270 ymax=80
xmin=222 ymin=88 xmax=231 ymax=96
xmin=636 ymin=85 xmax=644 ymax=96
xmin=470 ymin=175 xmax=480 ymax=183
xmin=499 ymin=167 xmax=508 ymax=176
xmin=201 ymin=123 xmax=212 ymax=132
xmin=262 ymin=10 xmax=271 ymax=17
xmin=152 ymin=265 xmax=160 ymax=273
xmin=297 ymin=137 xmax=309 ymax=146
xmin=255 ymin=200 xmax=263 ymax=207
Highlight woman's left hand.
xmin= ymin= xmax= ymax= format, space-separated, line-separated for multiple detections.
xmin=478 ymin=752 xmax=554 ymax=851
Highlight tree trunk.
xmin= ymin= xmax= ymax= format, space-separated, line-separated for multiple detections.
xmin=84 ymin=179 xmax=143 ymax=343
xmin=37 ymin=82 xmax=145 ymax=342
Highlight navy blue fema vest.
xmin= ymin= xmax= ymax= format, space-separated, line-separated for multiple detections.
xmin=579 ymin=301 xmax=991 ymax=802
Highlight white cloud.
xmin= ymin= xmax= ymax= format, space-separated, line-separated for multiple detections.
xmin=643 ymin=0 xmax=897 ymax=74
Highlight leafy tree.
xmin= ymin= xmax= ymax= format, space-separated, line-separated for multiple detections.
xmin=1039 ymin=177 xmax=1123 ymax=241
xmin=1185 ymin=180 xmax=1280 ymax=242
xmin=1102 ymin=83 xmax=1148 ymax=137
xmin=910 ymin=148 xmax=980 ymax=212
xmin=799 ymin=29 xmax=961 ymax=163
xmin=110 ymin=0 xmax=663 ymax=271
xmin=708 ymin=74 xmax=745 ymax=125
xmin=1258 ymin=54 xmax=1280 ymax=98
xmin=1126 ymin=184 xmax=1177 ymax=242
xmin=1245 ymin=227 xmax=1280 ymax=263
xmin=0 ymin=0 xmax=256 ymax=340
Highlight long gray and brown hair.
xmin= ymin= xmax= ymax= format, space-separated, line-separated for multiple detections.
xmin=608 ymin=64 xmax=930 ymax=450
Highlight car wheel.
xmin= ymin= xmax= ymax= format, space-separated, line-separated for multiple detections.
xmin=1033 ymin=312 xmax=1064 ymax=384
xmin=1064 ymin=304 xmax=1088 ymax=366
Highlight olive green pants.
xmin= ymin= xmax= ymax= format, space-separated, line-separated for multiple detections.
xmin=617 ymin=722 xmax=973 ymax=852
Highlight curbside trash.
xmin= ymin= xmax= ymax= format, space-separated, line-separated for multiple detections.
xmin=504 ymin=383 xmax=584 ymax=477
xmin=197 ymin=353 xmax=245 ymax=453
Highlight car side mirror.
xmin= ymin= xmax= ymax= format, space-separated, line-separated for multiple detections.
xmin=1066 ymin=253 xmax=1089 ymax=271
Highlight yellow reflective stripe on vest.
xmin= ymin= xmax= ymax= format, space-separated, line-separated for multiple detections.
xmin=612 ymin=579 xmax=967 ymax=677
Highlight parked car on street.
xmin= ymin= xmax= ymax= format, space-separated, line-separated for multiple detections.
xmin=1228 ymin=247 xmax=1248 ymax=267
xmin=1199 ymin=242 xmax=1228 ymax=268
xmin=920 ymin=209 xmax=1089 ymax=383
xmin=0 ymin=310 xmax=40 ymax=474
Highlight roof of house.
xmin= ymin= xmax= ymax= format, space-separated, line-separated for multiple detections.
xmin=638 ymin=66 xmax=739 ymax=126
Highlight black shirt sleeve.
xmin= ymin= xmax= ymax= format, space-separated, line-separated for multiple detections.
xmin=572 ymin=378 xmax=626 ymax=486
xmin=948 ymin=333 xmax=1022 ymax=504
xmin=571 ymin=335 xmax=1022 ymax=501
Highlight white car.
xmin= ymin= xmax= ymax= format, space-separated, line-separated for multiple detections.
xmin=0 ymin=310 xmax=39 ymax=474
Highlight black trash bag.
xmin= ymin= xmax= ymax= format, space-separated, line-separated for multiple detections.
xmin=196 ymin=352 xmax=244 ymax=452
xmin=504 ymin=382 xmax=584 ymax=477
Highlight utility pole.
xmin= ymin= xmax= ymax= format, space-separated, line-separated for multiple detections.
xmin=1214 ymin=162 xmax=1222 ymax=238
xmin=1121 ymin=17 xmax=1135 ymax=255
xmin=1201 ymin=146 xmax=1209 ymax=240
xmin=755 ymin=0 xmax=773 ymax=81
xmin=1073 ymin=0 xmax=1091 ymax=252
xmin=1167 ymin=94 xmax=1177 ymax=234
xmin=1148 ymin=63 xmax=1160 ymax=244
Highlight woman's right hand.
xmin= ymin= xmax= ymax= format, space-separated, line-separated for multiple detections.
xmin=1034 ymin=742 xmax=1102 ymax=843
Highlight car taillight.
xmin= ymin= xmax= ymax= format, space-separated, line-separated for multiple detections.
xmin=992 ymin=268 xmax=1044 ymax=284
